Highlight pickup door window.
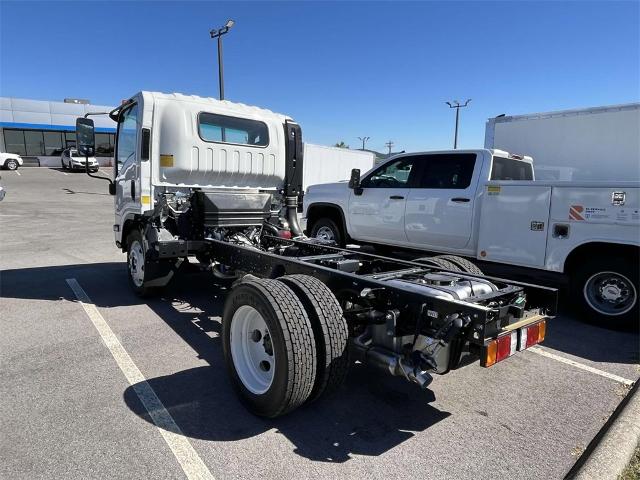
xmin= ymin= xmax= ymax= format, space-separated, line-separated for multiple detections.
xmin=348 ymin=157 xmax=418 ymax=244
xmin=405 ymin=153 xmax=478 ymax=250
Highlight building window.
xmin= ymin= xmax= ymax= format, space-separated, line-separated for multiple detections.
xmin=65 ymin=132 xmax=76 ymax=148
xmin=25 ymin=130 xmax=45 ymax=156
xmin=43 ymin=131 xmax=64 ymax=156
xmin=4 ymin=130 xmax=26 ymax=155
xmin=198 ymin=112 xmax=269 ymax=147
xmin=95 ymin=133 xmax=114 ymax=157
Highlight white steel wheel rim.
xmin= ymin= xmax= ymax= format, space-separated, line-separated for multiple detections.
xmin=7 ymin=160 xmax=17 ymax=170
xmin=230 ymin=305 xmax=275 ymax=394
xmin=129 ymin=240 xmax=145 ymax=287
xmin=583 ymin=271 xmax=637 ymax=316
xmin=315 ymin=225 xmax=336 ymax=241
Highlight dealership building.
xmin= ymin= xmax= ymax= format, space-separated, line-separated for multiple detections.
xmin=0 ymin=97 xmax=116 ymax=166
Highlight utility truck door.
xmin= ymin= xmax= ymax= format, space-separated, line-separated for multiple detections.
xmin=405 ymin=153 xmax=479 ymax=251
xmin=115 ymin=103 xmax=140 ymax=220
xmin=348 ymin=157 xmax=417 ymax=244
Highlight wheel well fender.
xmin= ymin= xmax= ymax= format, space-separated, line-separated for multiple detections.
xmin=120 ymin=217 xmax=142 ymax=252
xmin=564 ymin=242 xmax=639 ymax=274
xmin=305 ymin=203 xmax=349 ymax=239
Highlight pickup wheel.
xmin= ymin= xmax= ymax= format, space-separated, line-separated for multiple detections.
xmin=435 ymin=255 xmax=484 ymax=275
xmin=572 ymin=259 xmax=639 ymax=330
xmin=278 ymin=274 xmax=349 ymax=402
xmin=414 ymin=256 xmax=461 ymax=272
xmin=310 ymin=218 xmax=345 ymax=247
xmin=222 ymin=278 xmax=317 ymax=417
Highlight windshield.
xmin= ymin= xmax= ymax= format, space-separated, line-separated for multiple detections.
xmin=491 ymin=157 xmax=534 ymax=181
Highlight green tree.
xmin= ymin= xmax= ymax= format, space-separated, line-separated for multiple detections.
xmin=334 ymin=141 xmax=349 ymax=149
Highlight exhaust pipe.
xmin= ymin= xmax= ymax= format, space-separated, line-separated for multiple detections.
xmin=285 ymin=196 xmax=304 ymax=238
xmin=352 ymin=335 xmax=433 ymax=389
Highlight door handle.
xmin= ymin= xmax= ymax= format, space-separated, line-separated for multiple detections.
xmin=451 ymin=197 xmax=470 ymax=203
xmin=389 ymin=195 xmax=405 ymax=200
xmin=131 ymin=180 xmax=136 ymax=200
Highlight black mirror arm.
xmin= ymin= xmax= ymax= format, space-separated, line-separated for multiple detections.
xmin=83 ymin=112 xmax=115 ymax=187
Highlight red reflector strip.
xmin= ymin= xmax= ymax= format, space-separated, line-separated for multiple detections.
xmin=496 ymin=334 xmax=512 ymax=362
xmin=527 ymin=323 xmax=540 ymax=348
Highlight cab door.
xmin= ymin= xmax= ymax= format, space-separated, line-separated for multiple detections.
xmin=114 ymin=103 xmax=140 ymax=221
xmin=404 ymin=153 xmax=479 ymax=251
xmin=347 ymin=156 xmax=418 ymax=245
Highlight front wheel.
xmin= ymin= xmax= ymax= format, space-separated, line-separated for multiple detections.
xmin=5 ymin=159 xmax=18 ymax=171
xmin=572 ymin=259 xmax=638 ymax=330
xmin=310 ymin=218 xmax=345 ymax=247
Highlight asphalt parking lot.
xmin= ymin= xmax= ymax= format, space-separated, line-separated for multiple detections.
xmin=1 ymin=167 xmax=638 ymax=480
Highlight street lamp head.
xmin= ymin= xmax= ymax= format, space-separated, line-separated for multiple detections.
xmin=446 ymin=101 xmax=452 ymax=107
xmin=225 ymin=19 xmax=235 ymax=29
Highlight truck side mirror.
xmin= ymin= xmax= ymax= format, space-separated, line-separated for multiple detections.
xmin=348 ymin=168 xmax=363 ymax=195
xmin=348 ymin=168 xmax=361 ymax=189
xmin=75 ymin=118 xmax=95 ymax=157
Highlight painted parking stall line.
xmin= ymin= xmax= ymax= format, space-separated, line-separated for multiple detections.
xmin=529 ymin=346 xmax=635 ymax=386
xmin=65 ymin=278 xmax=215 ymax=480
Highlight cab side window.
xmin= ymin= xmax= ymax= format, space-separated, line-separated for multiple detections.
xmin=415 ymin=154 xmax=476 ymax=189
xmin=361 ymin=158 xmax=416 ymax=188
xmin=116 ymin=104 xmax=139 ymax=170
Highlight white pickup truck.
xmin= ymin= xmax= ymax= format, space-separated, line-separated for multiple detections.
xmin=303 ymin=149 xmax=640 ymax=328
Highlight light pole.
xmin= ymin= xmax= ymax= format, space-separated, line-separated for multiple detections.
xmin=210 ymin=19 xmax=235 ymax=100
xmin=358 ymin=136 xmax=370 ymax=150
xmin=446 ymin=99 xmax=471 ymax=149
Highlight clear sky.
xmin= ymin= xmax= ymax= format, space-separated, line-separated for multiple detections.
xmin=1 ymin=1 xmax=638 ymax=152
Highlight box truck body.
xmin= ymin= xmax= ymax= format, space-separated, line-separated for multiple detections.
xmin=485 ymin=103 xmax=640 ymax=182
xmin=302 ymin=143 xmax=375 ymax=189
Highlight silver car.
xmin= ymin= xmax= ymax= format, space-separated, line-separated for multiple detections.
xmin=61 ymin=148 xmax=99 ymax=172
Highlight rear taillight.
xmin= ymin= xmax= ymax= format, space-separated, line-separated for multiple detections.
xmin=482 ymin=319 xmax=546 ymax=367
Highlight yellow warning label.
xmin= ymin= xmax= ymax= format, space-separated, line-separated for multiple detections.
xmin=141 ymin=195 xmax=151 ymax=205
xmin=487 ymin=185 xmax=501 ymax=195
xmin=160 ymin=154 xmax=174 ymax=167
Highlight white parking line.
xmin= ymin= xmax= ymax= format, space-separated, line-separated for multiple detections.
xmin=15 ymin=170 xmax=21 ymax=175
xmin=65 ymin=278 xmax=215 ymax=480
xmin=529 ymin=346 xmax=635 ymax=386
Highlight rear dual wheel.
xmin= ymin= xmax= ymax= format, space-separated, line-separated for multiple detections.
xmin=414 ymin=254 xmax=484 ymax=275
xmin=222 ymin=275 xmax=349 ymax=417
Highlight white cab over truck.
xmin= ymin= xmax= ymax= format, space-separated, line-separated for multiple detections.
xmin=76 ymin=92 xmax=556 ymax=417
xmin=303 ymin=149 xmax=639 ymax=328
xmin=302 ymin=144 xmax=375 ymax=190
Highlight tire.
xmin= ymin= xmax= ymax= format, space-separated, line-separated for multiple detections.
xmin=571 ymin=258 xmax=639 ymax=330
xmin=126 ymin=229 xmax=178 ymax=297
xmin=5 ymin=159 xmax=18 ymax=171
xmin=310 ymin=217 xmax=345 ymax=247
xmin=278 ymin=274 xmax=349 ymax=402
xmin=222 ymin=278 xmax=317 ymax=417
xmin=435 ymin=255 xmax=484 ymax=275
xmin=414 ymin=256 xmax=462 ymax=272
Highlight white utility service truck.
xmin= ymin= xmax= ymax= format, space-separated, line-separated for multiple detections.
xmin=303 ymin=150 xmax=639 ymax=328
xmin=75 ymin=92 xmax=556 ymax=418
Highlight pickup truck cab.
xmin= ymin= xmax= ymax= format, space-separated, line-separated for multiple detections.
xmin=303 ymin=149 xmax=640 ymax=328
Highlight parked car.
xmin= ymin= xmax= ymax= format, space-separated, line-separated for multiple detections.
xmin=303 ymin=149 xmax=640 ymax=329
xmin=61 ymin=148 xmax=99 ymax=172
xmin=0 ymin=152 xmax=23 ymax=170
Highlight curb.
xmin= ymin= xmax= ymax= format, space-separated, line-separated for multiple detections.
xmin=566 ymin=379 xmax=640 ymax=479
